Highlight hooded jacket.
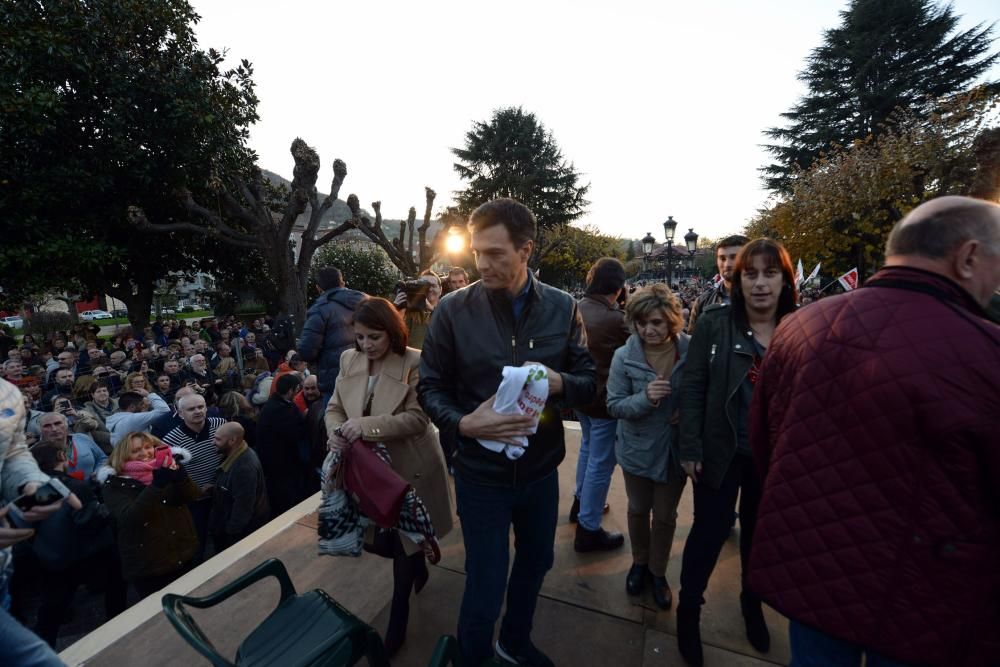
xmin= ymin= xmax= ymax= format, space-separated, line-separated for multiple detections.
xmin=297 ymin=287 xmax=366 ymax=393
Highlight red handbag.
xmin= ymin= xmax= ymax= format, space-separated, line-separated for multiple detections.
xmin=342 ymin=439 xmax=409 ymax=529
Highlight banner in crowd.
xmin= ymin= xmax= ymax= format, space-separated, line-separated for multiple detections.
xmin=712 ymin=273 xmax=722 ymax=287
xmin=795 ymin=259 xmax=804 ymax=286
xmin=837 ymin=267 xmax=860 ymax=291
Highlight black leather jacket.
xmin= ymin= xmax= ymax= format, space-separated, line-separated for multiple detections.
xmin=418 ymin=278 xmax=596 ymax=487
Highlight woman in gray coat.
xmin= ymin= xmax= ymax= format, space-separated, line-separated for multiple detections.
xmin=606 ymin=284 xmax=689 ymax=610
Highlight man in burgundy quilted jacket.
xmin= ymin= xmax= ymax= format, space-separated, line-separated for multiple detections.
xmin=749 ymin=196 xmax=1000 ymax=667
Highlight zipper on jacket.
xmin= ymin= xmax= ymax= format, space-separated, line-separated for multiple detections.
xmin=511 ymin=336 xmax=518 ymax=365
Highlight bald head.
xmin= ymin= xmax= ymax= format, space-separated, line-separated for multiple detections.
xmin=213 ymin=421 xmax=245 ymax=455
xmin=885 ymin=196 xmax=1000 ymax=307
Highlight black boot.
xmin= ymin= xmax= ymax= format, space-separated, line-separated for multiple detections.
xmin=626 ymin=563 xmax=646 ymax=595
xmin=740 ymin=592 xmax=770 ymax=653
xmin=384 ymin=551 xmax=415 ymax=657
xmin=412 ymin=552 xmax=429 ymax=595
xmin=649 ymin=574 xmax=672 ymax=610
xmin=676 ymin=603 xmax=703 ymax=667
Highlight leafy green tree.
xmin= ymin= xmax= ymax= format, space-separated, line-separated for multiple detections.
xmin=538 ymin=225 xmax=622 ymax=289
xmin=751 ymin=87 xmax=999 ymax=277
xmin=0 ymin=0 xmax=258 ymax=330
xmin=311 ymin=242 xmax=401 ymax=298
xmin=452 ymin=107 xmax=590 ymax=264
xmin=762 ymin=0 xmax=998 ymax=193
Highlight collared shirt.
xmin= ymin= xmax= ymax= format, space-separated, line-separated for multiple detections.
xmin=512 ymin=272 xmax=534 ymax=322
xmin=218 ymin=440 xmax=248 ymax=474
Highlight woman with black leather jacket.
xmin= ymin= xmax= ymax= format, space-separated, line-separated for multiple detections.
xmin=675 ymin=239 xmax=798 ymax=666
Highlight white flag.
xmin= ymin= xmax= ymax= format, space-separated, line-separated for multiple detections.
xmin=795 ymin=259 xmax=804 ymax=286
xmin=837 ymin=267 xmax=860 ymax=291
xmin=805 ymin=262 xmax=821 ymax=284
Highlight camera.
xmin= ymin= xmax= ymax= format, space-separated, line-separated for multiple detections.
xmin=395 ymin=278 xmax=430 ymax=301
xmin=7 ymin=478 xmax=72 ymax=526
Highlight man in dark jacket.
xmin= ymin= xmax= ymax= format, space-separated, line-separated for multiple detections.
xmin=572 ymin=258 xmax=630 ymax=552
xmin=256 ymin=374 xmax=307 ymax=515
xmin=209 ymin=422 xmax=269 ymax=552
xmin=296 ymin=267 xmax=366 ymax=401
xmin=419 ymin=198 xmax=596 ymax=667
xmin=749 ymin=196 xmax=1000 ymax=667
xmin=685 ymin=234 xmax=747 ymax=334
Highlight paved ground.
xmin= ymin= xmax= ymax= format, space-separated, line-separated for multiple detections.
xmin=59 ymin=426 xmax=790 ymax=666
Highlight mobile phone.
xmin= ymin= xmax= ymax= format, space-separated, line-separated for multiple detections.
xmin=13 ymin=478 xmax=71 ymax=512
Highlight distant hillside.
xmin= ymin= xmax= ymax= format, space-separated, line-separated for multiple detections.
xmin=261 ymin=169 xmax=446 ymax=242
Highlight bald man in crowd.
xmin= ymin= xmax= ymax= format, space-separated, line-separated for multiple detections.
xmin=748 ymin=196 xmax=1000 ymax=667
xmin=208 ymin=422 xmax=269 ymax=553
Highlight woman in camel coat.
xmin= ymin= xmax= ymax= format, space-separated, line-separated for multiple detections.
xmin=325 ymin=297 xmax=453 ymax=657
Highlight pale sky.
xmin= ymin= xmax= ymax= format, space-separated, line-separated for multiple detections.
xmin=190 ymin=0 xmax=998 ymax=244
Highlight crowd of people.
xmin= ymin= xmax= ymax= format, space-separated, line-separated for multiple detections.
xmin=0 ymin=194 xmax=997 ymax=667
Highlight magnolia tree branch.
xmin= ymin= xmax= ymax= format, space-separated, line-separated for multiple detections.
xmin=128 ymin=206 xmax=261 ymax=249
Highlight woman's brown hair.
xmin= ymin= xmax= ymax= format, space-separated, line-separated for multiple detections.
xmin=625 ymin=284 xmax=685 ymax=339
xmin=730 ymin=238 xmax=799 ymax=328
xmin=352 ymin=297 xmax=409 ymax=355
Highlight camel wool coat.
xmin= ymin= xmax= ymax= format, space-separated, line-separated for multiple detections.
xmin=326 ymin=347 xmax=454 ymax=552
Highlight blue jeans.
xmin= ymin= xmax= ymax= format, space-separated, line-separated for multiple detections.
xmin=455 ymin=471 xmax=559 ymax=666
xmin=789 ymin=620 xmax=915 ymax=667
xmin=0 ymin=606 xmax=64 ymax=667
xmin=573 ymin=413 xmax=618 ymax=531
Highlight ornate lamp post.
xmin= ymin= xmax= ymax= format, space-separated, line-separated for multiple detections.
xmin=662 ymin=216 xmax=677 ymax=286
xmin=684 ymin=227 xmax=699 ymax=278
xmin=641 ymin=232 xmax=655 ymax=275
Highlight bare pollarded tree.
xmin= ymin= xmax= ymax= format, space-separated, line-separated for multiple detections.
xmin=130 ymin=138 xmax=461 ymax=329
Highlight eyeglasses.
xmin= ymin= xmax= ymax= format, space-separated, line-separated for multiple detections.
xmin=95 ymin=373 xmax=109 ymax=378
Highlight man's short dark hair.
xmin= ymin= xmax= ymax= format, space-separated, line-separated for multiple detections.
xmin=585 ymin=257 xmax=627 ymax=296
xmin=448 ymin=267 xmax=468 ymax=280
xmin=317 ymin=267 xmax=345 ymax=291
xmin=717 ymin=235 xmax=749 ymax=250
xmin=118 ymin=391 xmax=144 ymax=412
xmin=468 ymin=198 xmax=536 ymax=247
xmin=275 ymin=373 xmax=302 ymax=396
xmin=30 ymin=442 xmax=65 ymax=474
xmin=886 ymin=202 xmax=1000 ymax=258
xmin=89 ymin=380 xmax=110 ymax=396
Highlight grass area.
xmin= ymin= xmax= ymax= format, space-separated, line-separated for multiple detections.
xmin=5 ymin=310 xmax=215 ymax=337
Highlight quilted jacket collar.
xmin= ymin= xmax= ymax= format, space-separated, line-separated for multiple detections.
xmin=865 ymin=266 xmax=987 ymax=318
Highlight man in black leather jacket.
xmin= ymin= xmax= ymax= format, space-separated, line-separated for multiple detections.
xmin=685 ymin=235 xmax=747 ymax=334
xmin=419 ymin=199 xmax=596 ymax=667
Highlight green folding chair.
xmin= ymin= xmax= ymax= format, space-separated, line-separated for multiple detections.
xmin=162 ymin=558 xmax=458 ymax=667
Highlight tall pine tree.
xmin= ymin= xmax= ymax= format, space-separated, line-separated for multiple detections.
xmin=451 ymin=107 xmax=590 ymax=264
xmin=762 ymin=0 xmax=997 ymax=194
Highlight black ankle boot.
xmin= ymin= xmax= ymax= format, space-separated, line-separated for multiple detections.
xmin=740 ymin=592 xmax=770 ymax=653
xmin=676 ymin=603 xmax=703 ymax=667
xmin=384 ymin=552 xmax=415 ymax=657
xmin=412 ymin=552 xmax=429 ymax=595
xmin=649 ymin=574 xmax=672 ymax=610
xmin=626 ymin=562 xmax=646 ymax=595
xmin=569 ymin=496 xmax=580 ymax=523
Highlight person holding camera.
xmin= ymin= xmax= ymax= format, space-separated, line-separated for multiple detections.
xmin=393 ymin=270 xmax=443 ymax=349
xmin=101 ymin=431 xmax=200 ymax=598
xmin=28 ymin=442 xmax=125 ymax=647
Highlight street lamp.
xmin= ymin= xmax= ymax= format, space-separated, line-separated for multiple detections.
xmin=641 ymin=232 xmax=655 ymax=274
xmin=684 ymin=227 xmax=699 ymax=278
xmin=662 ymin=216 xmax=677 ymax=286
